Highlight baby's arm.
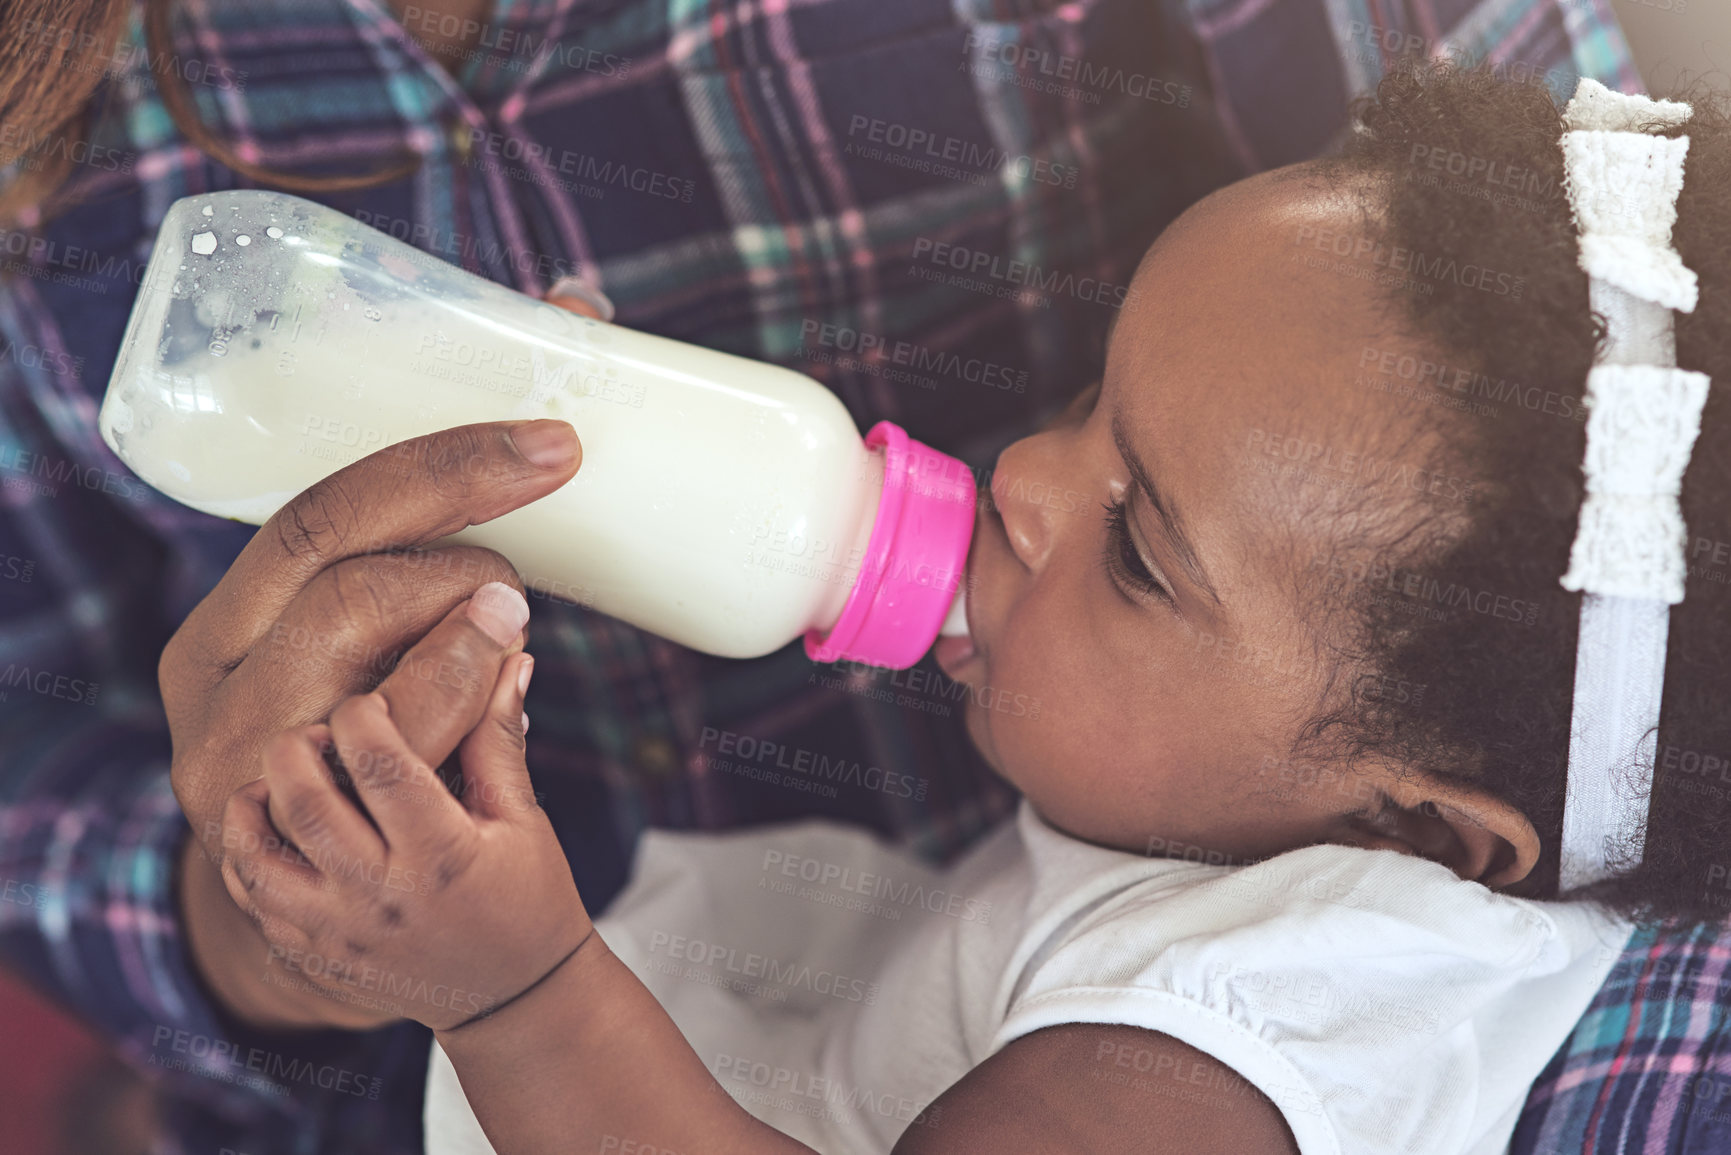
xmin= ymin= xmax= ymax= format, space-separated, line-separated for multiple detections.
xmin=435 ymin=920 xmax=816 ymax=1155
xmin=213 ymin=597 xmax=817 ymax=1155
xmin=894 ymin=1023 xmax=1300 ymax=1155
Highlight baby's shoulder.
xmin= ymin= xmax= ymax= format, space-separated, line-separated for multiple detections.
xmin=892 ymin=1021 xmax=1298 ymax=1155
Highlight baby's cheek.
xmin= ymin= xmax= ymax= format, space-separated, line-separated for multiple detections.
xmin=981 ymin=663 xmax=1092 ymax=789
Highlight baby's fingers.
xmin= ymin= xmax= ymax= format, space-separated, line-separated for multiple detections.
xmin=328 ymin=693 xmax=474 ymax=859
xmin=217 ymin=775 xmax=332 ymax=948
xmin=263 ymin=724 xmax=387 ymax=877
xmin=370 ymin=581 xmax=531 ymax=776
xmin=457 ymin=652 xmax=538 ymax=820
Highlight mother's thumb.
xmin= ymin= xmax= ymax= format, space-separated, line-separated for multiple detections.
xmin=458 ymin=652 xmax=539 ymax=820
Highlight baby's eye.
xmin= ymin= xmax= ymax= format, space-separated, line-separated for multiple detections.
xmin=1101 ymin=498 xmax=1172 ymax=603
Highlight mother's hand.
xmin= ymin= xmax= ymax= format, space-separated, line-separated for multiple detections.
xmin=170 ymin=420 xmax=580 ymax=1031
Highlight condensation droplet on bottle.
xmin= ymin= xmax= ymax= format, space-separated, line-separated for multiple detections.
xmin=265 ymin=226 xmax=284 ymax=239
xmin=235 ymin=235 xmax=251 ymax=246
xmin=190 ymin=232 xmax=217 ymax=255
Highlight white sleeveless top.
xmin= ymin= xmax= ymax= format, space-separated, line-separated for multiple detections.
xmin=424 ymin=799 xmax=1631 ymax=1155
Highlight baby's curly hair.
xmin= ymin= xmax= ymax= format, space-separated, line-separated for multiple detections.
xmin=1301 ymin=60 xmax=1731 ymax=926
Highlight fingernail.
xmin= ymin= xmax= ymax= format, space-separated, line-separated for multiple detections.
xmin=468 ymin=582 xmax=530 ymax=646
xmin=545 ymin=275 xmax=615 ymax=322
xmin=517 ymin=654 xmax=534 ymax=698
xmin=510 ymin=420 xmax=579 ymax=469
xmin=520 ymin=710 xmax=531 ymax=735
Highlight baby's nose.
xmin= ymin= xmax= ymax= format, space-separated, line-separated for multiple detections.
xmin=989 ymin=435 xmax=1070 ymax=573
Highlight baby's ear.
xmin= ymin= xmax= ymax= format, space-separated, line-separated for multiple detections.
xmin=1354 ymin=770 xmax=1541 ymax=890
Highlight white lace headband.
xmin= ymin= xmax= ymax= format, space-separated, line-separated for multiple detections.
xmin=1556 ymin=78 xmax=1710 ymax=890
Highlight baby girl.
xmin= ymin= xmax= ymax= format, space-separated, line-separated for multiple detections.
xmin=213 ymin=63 xmax=1730 ymax=1155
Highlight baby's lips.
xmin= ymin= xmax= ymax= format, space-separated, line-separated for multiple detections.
xmin=468 ymin=581 xmax=531 ymax=646
xmin=935 ymin=634 xmax=977 ymax=680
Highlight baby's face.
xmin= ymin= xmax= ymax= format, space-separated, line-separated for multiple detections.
xmin=940 ymin=167 xmax=1472 ymax=863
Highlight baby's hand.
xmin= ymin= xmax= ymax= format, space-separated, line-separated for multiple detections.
xmin=215 ymin=590 xmax=592 ymax=1032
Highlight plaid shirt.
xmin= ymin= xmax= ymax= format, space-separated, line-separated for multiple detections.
xmin=0 ymin=0 xmax=1671 ymax=1152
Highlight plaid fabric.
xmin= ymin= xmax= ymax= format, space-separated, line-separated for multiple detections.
xmin=0 ymin=0 xmax=1651 ymax=1152
xmin=1513 ymin=921 xmax=1731 ymax=1155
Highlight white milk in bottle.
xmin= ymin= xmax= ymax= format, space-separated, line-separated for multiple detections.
xmin=99 ymin=192 xmax=975 ymax=667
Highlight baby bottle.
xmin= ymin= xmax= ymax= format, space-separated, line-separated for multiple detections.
xmin=98 ymin=191 xmax=974 ymax=668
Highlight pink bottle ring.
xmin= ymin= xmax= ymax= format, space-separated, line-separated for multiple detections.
xmin=805 ymin=421 xmax=977 ymax=670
